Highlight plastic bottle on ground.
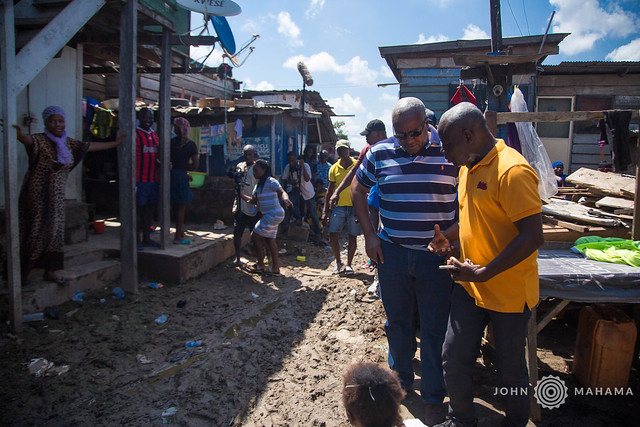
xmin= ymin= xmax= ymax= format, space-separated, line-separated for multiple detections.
xmin=155 ymin=314 xmax=167 ymax=324
xmin=113 ymin=287 xmax=125 ymax=299
xmin=185 ymin=340 xmax=202 ymax=348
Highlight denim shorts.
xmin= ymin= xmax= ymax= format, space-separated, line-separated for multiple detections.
xmin=136 ymin=181 xmax=159 ymax=205
xmin=328 ymin=205 xmax=361 ymax=235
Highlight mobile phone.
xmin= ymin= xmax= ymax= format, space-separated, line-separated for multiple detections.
xmin=439 ymin=264 xmax=456 ymax=270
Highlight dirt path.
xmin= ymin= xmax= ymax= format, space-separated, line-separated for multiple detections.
xmin=0 ymin=236 xmax=637 ymax=426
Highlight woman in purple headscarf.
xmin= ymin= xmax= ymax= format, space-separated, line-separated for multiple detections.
xmin=13 ymin=106 xmax=122 ymax=285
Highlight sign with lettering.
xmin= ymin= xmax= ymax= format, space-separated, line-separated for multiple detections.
xmin=176 ymin=0 xmax=241 ymax=16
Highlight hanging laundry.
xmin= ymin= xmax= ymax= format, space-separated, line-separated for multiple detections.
xmin=234 ymin=119 xmax=243 ymax=140
xmin=603 ymin=110 xmax=633 ymax=172
xmin=90 ymin=106 xmax=114 ymax=139
xmin=450 ymin=84 xmax=477 ymax=105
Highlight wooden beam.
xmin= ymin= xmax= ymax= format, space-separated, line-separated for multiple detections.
xmin=83 ymin=66 xmax=220 ymax=74
xmin=118 ymin=0 xmax=138 ymax=293
xmin=14 ymin=0 xmax=105 ymax=96
xmin=633 ymin=121 xmax=640 ymax=241
xmin=542 ymin=215 xmax=591 ymax=233
xmin=1 ymin=0 xmax=23 ymax=333
xmin=496 ymin=110 xmax=640 ymax=124
xmin=159 ymin=28 xmax=171 ymax=249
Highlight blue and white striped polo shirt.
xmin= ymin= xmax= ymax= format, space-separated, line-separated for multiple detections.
xmin=355 ymin=136 xmax=458 ymax=251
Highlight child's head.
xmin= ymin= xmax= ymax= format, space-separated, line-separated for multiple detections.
xmin=342 ymin=362 xmax=406 ymax=427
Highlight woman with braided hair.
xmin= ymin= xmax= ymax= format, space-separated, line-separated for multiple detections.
xmin=13 ymin=106 xmax=122 ymax=285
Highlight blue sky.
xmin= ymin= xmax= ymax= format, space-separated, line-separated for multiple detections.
xmin=190 ymin=0 xmax=640 ymax=151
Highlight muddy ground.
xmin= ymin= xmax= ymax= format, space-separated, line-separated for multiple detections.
xmin=0 ymin=235 xmax=638 ymax=426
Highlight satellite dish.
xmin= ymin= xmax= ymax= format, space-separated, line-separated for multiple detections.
xmin=176 ymin=0 xmax=241 ymax=16
xmin=210 ymin=15 xmax=236 ymax=55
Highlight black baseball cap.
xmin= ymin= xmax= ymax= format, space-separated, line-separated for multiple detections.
xmin=360 ymin=119 xmax=386 ymax=136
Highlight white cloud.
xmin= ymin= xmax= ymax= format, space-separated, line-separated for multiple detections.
xmin=277 ymin=11 xmax=303 ymax=47
xmin=379 ymin=66 xmax=394 ymax=79
xmin=417 ymin=33 xmax=449 ymax=44
xmin=606 ymin=38 xmax=640 ymax=61
xmin=327 ymin=93 xmax=366 ymax=115
xmin=551 ymin=0 xmax=639 ymax=55
xmin=379 ymin=93 xmax=398 ymax=103
xmin=461 ymin=24 xmax=489 ymax=40
xmin=189 ymin=45 xmax=224 ymax=67
xmin=284 ymin=52 xmax=380 ymax=86
xmin=243 ymin=78 xmax=275 ymax=91
xmin=306 ymin=0 xmax=325 ymax=18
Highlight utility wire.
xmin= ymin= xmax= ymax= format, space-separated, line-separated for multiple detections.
xmin=506 ymin=0 xmax=523 ymax=36
xmin=522 ymin=0 xmax=531 ymax=35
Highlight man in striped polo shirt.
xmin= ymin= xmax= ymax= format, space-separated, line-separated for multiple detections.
xmin=136 ymin=108 xmax=160 ymax=247
xmin=351 ymin=97 xmax=458 ymax=426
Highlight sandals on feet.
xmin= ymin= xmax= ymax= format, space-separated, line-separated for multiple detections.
xmin=247 ymin=263 xmax=266 ymax=274
xmin=173 ymin=239 xmax=191 ymax=245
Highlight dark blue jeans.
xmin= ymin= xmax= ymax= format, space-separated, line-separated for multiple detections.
xmin=442 ymin=284 xmax=531 ymax=427
xmin=302 ymin=197 xmax=321 ymax=235
xmin=377 ymin=240 xmax=452 ymax=404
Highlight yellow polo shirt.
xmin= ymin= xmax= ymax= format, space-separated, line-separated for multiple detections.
xmin=458 ymin=140 xmax=542 ymax=313
xmin=329 ymin=157 xmax=357 ymax=206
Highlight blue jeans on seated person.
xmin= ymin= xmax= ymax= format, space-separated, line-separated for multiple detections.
xmin=302 ymin=196 xmax=321 ymax=235
xmin=442 ymin=284 xmax=531 ymax=427
xmin=377 ymin=239 xmax=452 ymax=404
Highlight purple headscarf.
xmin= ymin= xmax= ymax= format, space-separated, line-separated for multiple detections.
xmin=42 ymin=105 xmax=72 ymax=165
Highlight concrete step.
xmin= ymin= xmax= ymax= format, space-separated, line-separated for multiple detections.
xmin=21 ymin=259 xmax=121 ymax=313
xmin=63 ymin=245 xmax=119 ymax=268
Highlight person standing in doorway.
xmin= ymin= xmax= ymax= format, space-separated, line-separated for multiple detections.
xmin=170 ymin=117 xmax=199 ymax=245
xmin=135 ymin=107 xmax=160 ymax=248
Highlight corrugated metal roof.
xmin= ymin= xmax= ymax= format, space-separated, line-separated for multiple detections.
xmin=540 ymin=61 xmax=640 ymax=74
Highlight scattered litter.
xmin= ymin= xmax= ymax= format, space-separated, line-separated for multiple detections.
xmin=147 ymin=282 xmax=163 ymax=289
xmin=45 ymin=309 xmax=59 ymax=320
xmin=99 ymin=298 xmax=106 ymax=304
xmin=27 ymin=358 xmax=69 ymax=377
xmin=136 ymin=354 xmax=153 ymax=364
xmin=185 ymin=340 xmax=202 ymax=348
xmin=113 ymin=287 xmax=125 ymax=299
xmin=23 ymin=313 xmax=44 ymax=322
xmin=71 ymin=290 xmax=84 ymax=302
xmin=296 ymin=256 xmax=306 ymax=262
xmin=111 ymin=315 xmax=120 ymax=322
xmin=155 ymin=314 xmax=167 ymax=324
xmin=251 ymin=292 xmax=259 ymax=299
xmin=349 ymin=289 xmax=357 ymax=296
xmin=162 ymin=407 xmax=177 ymax=417
xmin=278 ymin=248 xmax=287 ymax=255
xmin=177 ymin=299 xmax=187 ymax=308
xmin=213 ymin=220 xmax=226 ymax=230
xmin=65 ymin=308 xmax=80 ymax=318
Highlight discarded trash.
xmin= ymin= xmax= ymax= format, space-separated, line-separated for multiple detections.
xmin=185 ymin=340 xmax=202 ymax=348
xmin=23 ymin=313 xmax=44 ymax=322
xmin=113 ymin=287 xmax=125 ymax=299
xmin=71 ymin=290 xmax=84 ymax=302
xmin=147 ymin=282 xmax=163 ymax=289
xmin=296 ymin=255 xmax=306 ymax=262
xmin=136 ymin=354 xmax=153 ymax=364
xmin=251 ymin=292 xmax=259 ymax=299
xmin=155 ymin=314 xmax=167 ymax=324
xmin=99 ymin=298 xmax=106 ymax=304
xmin=177 ymin=299 xmax=187 ymax=308
xmin=27 ymin=358 xmax=69 ymax=377
xmin=213 ymin=219 xmax=226 ymax=230
xmin=45 ymin=309 xmax=59 ymax=320
xmin=278 ymin=248 xmax=287 ymax=255
xmin=349 ymin=289 xmax=357 ymax=296
xmin=162 ymin=407 xmax=178 ymax=417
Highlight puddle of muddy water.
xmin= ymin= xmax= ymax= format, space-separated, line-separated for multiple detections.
xmin=224 ymin=299 xmax=281 ymax=339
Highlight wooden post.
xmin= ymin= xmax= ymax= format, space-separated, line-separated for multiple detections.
xmin=1 ymin=1 xmax=23 ymax=333
xmin=118 ymin=0 xmax=138 ymax=293
xmin=159 ymin=27 xmax=171 ymax=249
xmin=527 ymin=304 xmax=540 ymax=421
xmin=633 ymin=110 xmax=640 ymax=241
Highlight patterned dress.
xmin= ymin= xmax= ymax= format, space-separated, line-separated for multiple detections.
xmin=19 ymin=133 xmax=89 ymax=276
xmin=253 ymin=177 xmax=285 ymax=239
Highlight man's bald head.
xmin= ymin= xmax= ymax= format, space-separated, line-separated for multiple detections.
xmin=438 ymin=102 xmax=486 ymax=136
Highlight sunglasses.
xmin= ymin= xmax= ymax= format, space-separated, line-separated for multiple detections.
xmin=394 ymin=119 xmax=426 ymax=140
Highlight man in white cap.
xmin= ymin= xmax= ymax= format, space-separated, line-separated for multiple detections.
xmin=323 ymin=139 xmax=361 ymax=275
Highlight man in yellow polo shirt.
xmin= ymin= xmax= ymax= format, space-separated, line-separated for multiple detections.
xmin=433 ymin=103 xmax=543 ymax=427
xmin=323 ymin=139 xmax=361 ymax=275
